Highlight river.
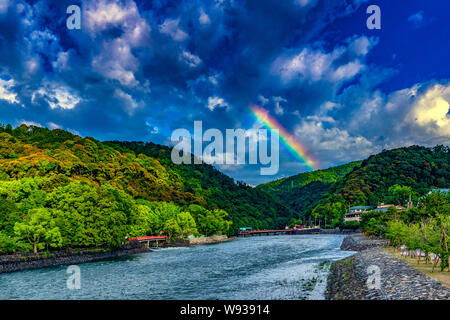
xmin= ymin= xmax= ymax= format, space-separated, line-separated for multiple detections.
xmin=0 ymin=234 xmax=354 ymax=300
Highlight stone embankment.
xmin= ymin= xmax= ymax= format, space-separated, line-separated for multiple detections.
xmin=0 ymin=235 xmax=234 ymax=274
xmin=0 ymin=244 xmax=149 ymax=274
xmin=319 ymin=228 xmax=359 ymax=235
xmin=186 ymin=235 xmax=234 ymax=245
xmin=326 ymin=234 xmax=450 ymax=300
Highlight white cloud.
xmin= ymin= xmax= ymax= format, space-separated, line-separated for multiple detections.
xmin=294 ymin=0 xmax=318 ymax=8
xmin=199 ymin=9 xmax=211 ymax=25
xmin=408 ymin=11 xmax=424 ymax=26
xmin=331 ymin=61 xmax=364 ymax=81
xmin=32 ymin=84 xmax=81 ymax=110
xmin=294 ymin=119 xmax=376 ymax=164
xmin=179 ymin=51 xmax=202 ymax=68
xmin=114 ymin=88 xmax=143 ymax=115
xmin=145 ymin=121 xmax=158 ymax=134
xmin=47 ymin=122 xmax=62 ymax=130
xmin=271 ymin=36 xmax=373 ymax=84
xmin=86 ymin=0 xmax=150 ymax=88
xmin=18 ymin=120 xmax=42 ymax=127
xmin=0 ymin=0 xmax=10 ymax=13
xmin=272 ymin=96 xmax=287 ymax=115
xmin=84 ymin=0 xmax=150 ymax=41
xmin=207 ymin=96 xmax=230 ymax=111
xmin=0 ymin=78 xmax=19 ymax=104
xmin=409 ymin=84 xmax=450 ymax=137
xmin=92 ymin=39 xmax=139 ymax=87
xmin=159 ymin=18 xmax=188 ymax=42
xmin=348 ymin=36 xmax=376 ymax=56
xmin=258 ymin=95 xmax=269 ymax=106
xmin=338 ymin=81 xmax=450 ymax=149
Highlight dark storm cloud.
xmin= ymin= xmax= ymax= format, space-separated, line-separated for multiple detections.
xmin=0 ymin=0 xmax=449 ymax=183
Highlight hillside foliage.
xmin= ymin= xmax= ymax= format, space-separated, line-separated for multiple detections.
xmin=0 ymin=124 xmax=293 ymax=254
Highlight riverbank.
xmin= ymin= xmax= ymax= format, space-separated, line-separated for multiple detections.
xmin=325 ymin=234 xmax=450 ymax=300
xmin=0 ymin=243 xmax=150 ymax=274
xmin=0 ymin=235 xmax=234 ymax=274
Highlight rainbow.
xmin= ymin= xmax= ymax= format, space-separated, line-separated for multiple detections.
xmin=250 ymin=104 xmax=319 ymax=171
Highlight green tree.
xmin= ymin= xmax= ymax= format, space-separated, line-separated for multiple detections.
xmin=176 ymin=212 xmax=197 ymax=238
xmin=14 ymin=208 xmax=62 ymax=254
xmin=387 ymin=185 xmax=413 ymax=206
xmin=163 ymin=218 xmax=181 ymax=240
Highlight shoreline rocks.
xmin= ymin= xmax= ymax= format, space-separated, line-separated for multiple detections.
xmin=325 ymin=234 xmax=450 ymax=300
xmin=0 ymin=235 xmax=234 ymax=274
xmin=0 ymin=245 xmax=150 ymax=274
xmin=339 ymin=234 xmax=389 ymax=251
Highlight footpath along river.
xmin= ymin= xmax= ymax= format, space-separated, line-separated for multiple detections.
xmin=0 ymin=234 xmax=354 ymax=300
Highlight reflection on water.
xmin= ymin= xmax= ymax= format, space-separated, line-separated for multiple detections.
xmin=0 ymin=234 xmax=354 ymax=300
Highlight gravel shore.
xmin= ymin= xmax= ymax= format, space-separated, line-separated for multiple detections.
xmin=325 ymin=234 xmax=450 ymax=300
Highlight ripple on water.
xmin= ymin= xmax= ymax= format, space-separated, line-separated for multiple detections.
xmin=0 ymin=234 xmax=354 ymax=300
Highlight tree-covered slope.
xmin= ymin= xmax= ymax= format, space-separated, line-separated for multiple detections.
xmin=105 ymin=141 xmax=295 ymax=231
xmin=258 ymin=146 xmax=449 ymax=228
xmin=310 ymin=145 xmax=449 ymax=226
xmin=257 ymin=161 xmax=362 ymax=217
xmin=0 ymin=124 xmax=294 ymax=245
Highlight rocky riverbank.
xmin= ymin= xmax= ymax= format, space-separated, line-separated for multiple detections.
xmin=319 ymin=228 xmax=359 ymax=235
xmin=0 ymin=235 xmax=234 ymax=274
xmin=0 ymin=243 xmax=150 ymax=274
xmin=186 ymin=235 xmax=235 ymax=245
xmin=325 ymin=234 xmax=450 ymax=300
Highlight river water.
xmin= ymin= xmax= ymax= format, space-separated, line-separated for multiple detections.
xmin=0 ymin=234 xmax=354 ymax=300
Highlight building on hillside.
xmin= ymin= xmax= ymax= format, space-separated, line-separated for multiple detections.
xmin=344 ymin=206 xmax=374 ymax=222
xmin=372 ymin=203 xmax=406 ymax=213
xmin=428 ymin=188 xmax=449 ymax=195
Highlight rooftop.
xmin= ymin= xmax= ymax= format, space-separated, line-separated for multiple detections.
xmin=350 ymin=206 xmax=374 ymax=210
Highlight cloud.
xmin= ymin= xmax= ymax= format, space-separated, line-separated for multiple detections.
xmin=84 ymin=0 xmax=148 ymax=39
xmin=47 ymin=122 xmax=61 ymax=130
xmin=272 ymin=96 xmax=287 ymax=115
xmin=179 ymin=51 xmax=202 ymax=68
xmin=408 ymin=11 xmax=424 ymax=26
xmin=335 ymin=80 xmax=450 ymax=149
xmin=92 ymin=39 xmax=140 ymax=87
xmin=17 ymin=119 xmax=42 ymax=127
xmin=0 ymin=0 xmax=10 ymax=13
xmin=199 ymin=8 xmax=211 ymax=25
xmin=271 ymin=36 xmax=373 ymax=84
xmin=409 ymin=83 xmax=450 ymax=137
xmin=294 ymin=118 xmax=376 ymax=165
xmin=207 ymin=96 xmax=230 ymax=111
xmin=0 ymin=78 xmax=19 ymax=104
xmin=32 ymin=84 xmax=81 ymax=110
xmin=0 ymin=0 xmax=447 ymax=184
xmin=159 ymin=18 xmax=188 ymax=41
xmin=114 ymin=88 xmax=143 ymax=115
xmin=258 ymin=95 xmax=269 ymax=105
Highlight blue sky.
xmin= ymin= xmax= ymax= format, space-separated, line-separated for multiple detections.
xmin=0 ymin=0 xmax=449 ymax=184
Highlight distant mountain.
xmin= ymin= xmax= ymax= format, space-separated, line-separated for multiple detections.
xmin=259 ymin=145 xmax=449 ymax=227
xmin=322 ymin=145 xmax=449 ymax=206
xmin=257 ymin=161 xmax=362 ymax=218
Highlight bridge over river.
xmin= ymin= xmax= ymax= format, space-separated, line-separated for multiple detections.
xmin=237 ymin=227 xmax=321 ymax=237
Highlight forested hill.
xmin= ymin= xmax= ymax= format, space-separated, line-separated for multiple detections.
xmin=104 ymin=140 xmax=295 ymax=230
xmin=321 ymin=145 xmax=449 ymax=206
xmin=263 ymin=145 xmax=449 ymax=227
xmin=0 ymin=124 xmax=294 ymax=239
xmin=257 ymin=161 xmax=362 ymax=219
